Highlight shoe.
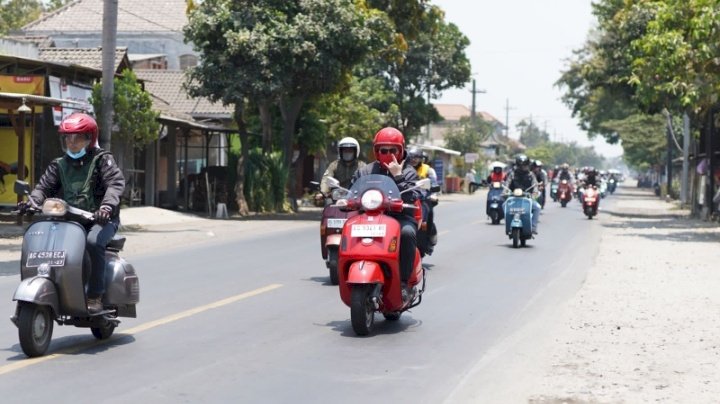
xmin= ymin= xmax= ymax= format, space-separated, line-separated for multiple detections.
xmin=429 ymin=234 xmax=438 ymax=245
xmin=86 ymin=297 xmax=103 ymax=314
xmin=400 ymin=282 xmax=411 ymax=303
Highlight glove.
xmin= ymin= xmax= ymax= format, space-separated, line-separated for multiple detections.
xmin=16 ymin=200 xmax=31 ymax=214
xmin=314 ymin=192 xmax=325 ymax=202
xmin=94 ymin=205 xmax=112 ymax=225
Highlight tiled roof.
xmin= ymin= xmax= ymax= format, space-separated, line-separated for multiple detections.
xmin=23 ymin=0 xmax=188 ymax=33
xmin=434 ymin=104 xmax=470 ymax=121
xmin=4 ymin=35 xmax=55 ymax=47
xmin=38 ymin=47 xmax=129 ymax=72
xmin=134 ymin=69 xmax=232 ymax=117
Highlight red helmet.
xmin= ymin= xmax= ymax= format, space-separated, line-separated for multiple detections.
xmin=59 ymin=112 xmax=99 ymax=149
xmin=373 ymin=127 xmax=405 ymax=166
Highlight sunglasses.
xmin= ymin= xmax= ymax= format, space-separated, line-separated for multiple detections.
xmin=377 ymin=147 xmax=398 ymax=155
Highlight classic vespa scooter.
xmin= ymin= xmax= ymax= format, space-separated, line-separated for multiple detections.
xmin=329 ymin=175 xmax=430 ymax=336
xmin=11 ymin=181 xmax=139 ymax=357
xmin=503 ymin=185 xmax=536 ymax=248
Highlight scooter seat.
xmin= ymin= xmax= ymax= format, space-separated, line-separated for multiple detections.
xmin=107 ymin=235 xmax=126 ymax=251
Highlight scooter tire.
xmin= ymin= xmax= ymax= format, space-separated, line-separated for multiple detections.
xmin=512 ymin=228 xmax=520 ymax=248
xmin=17 ymin=303 xmax=53 ymax=357
xmin=561 ymin=201 xmax=567 ymax=208
xmin=327 ymin=248 xmax=339 ymax=285
xmin=91 ymin=322 xmax=116 ymax=340
xmin=350 ymin=285 xmax=375 ymax=336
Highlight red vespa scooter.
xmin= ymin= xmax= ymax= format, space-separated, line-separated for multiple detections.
xmin=329 ymin=175 xmax=430 ymax=336
xmin=582 ymin=185 xmax=600 ymax=219
xmin=313 ymin=184 xmax=358 ymax=285
xmin=557 ymin=179 xmax=573 ymax=208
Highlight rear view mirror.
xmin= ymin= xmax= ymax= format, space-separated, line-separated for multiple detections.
xmin=326 ymin=177 xmax=340 ymax=189
xmin=14 ymin=180 xmax=30 ymax=196
xmin=416 ymin=178 xmax=431 ymax=190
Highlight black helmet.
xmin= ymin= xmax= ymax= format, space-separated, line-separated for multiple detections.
xmin=515 ymin=154 xmax=530 ymax=167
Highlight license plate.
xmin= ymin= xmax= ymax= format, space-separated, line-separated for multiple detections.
xmin=26 ymin=250 xmax=66 ymax=267
xmin=351 ymin=224 xmax=386 ymax=237
xmin=326 ymin=218 xmax=347 ymax=229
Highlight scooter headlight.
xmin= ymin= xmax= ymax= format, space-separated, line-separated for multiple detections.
xmin=360 ymin=189 xmax=383 ymax=210
xmin=42 ymin=198 xmax=68 ymax=217
xmin=513 ymin=188 xmax=523 ymax=197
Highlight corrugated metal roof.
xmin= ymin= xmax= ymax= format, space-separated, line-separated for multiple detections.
xmin=38 ymin=47 xmax=128 ymax=72
xmin=23 ymin=0 xmax=188 ymax=34
xmin=135 ymin=69 xmax=232 ymax=117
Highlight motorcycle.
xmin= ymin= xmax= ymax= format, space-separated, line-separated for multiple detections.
xmin=312 ymin=181 xmax=358 ymax=285
xmin=416 ymin=185 xmax=440 ymax=257
xmin=330 ymin=175 xmax=431 ymax=336
xmin=486 ymin=181 xmax=505 ymax=225
xmin=11 ymin=180 xmax=139 ymax=357
xmin=557 ymin=179 xmax=573 ymax=208
xmin=608 ymin=178 xmax=617 ymax=194
xmin=550 ymin=179 xmax=559 ymax=202
xmin=582 ymin=185 xmax=600 ymax=219
xmin=503 ymin=185 xmax=536 ymax=248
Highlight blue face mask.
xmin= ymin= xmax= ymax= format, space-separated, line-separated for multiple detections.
xmin=66 ymin=148 xmax=87 ymax=159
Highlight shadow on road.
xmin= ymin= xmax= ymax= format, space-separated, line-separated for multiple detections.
xmin=326 ymin=315 xmax=421 ymax=337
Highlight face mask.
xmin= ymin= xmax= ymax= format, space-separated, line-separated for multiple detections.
xmin=66 ymin=148 xmax=87 ymax=159
xmin=341 ymin=151 xmax=355 ymax=162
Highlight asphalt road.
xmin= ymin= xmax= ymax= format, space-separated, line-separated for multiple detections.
xmin=0 ymin=189 xmax=611 ymax=403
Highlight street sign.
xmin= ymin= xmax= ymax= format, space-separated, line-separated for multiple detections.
xmin=433 ymin=159 xmax=444 ymax=184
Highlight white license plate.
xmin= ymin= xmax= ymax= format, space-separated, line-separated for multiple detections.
xmin=351 ymin=224 xmax=386 ymax=237
xmin=26 ymin=250 xmax=66 ymax=267
xmin=327 ymin=218 xmax=346 ymax=229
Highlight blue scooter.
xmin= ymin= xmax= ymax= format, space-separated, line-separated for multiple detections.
xmin=503 ymin=186 xmax=535 ymax=248
xmin=486 ymin=181 xmax=505 ymax=225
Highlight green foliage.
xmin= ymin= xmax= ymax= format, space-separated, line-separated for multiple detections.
xmin=600 ymin=113 xmax=666 ymax=171
xmin=363 ymin=1 xmax=471 ymax=139
xmin=526 ymin=142 xmax=605 ymax=169
xmin=0 ymin=0 xmax=72 ymax=35
xmin=443 ymin=117 xmax=493 ymax=154
xmin=243 ymin=149 xmax=289 ymax=212
xmin=90 ymin=69 xmax=160 ymax=148
xmin=517 ymin=119 xmax=550 ymax=148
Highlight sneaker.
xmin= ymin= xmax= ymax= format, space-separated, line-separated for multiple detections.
xmin=400 ymin=282 xmax=411 ymax=303
xmin=86 ymin=297 xmax=103 ymax=314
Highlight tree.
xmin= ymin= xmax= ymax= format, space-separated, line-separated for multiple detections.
xmin=90 ymin=69 xmax=160 ymax=171
xmin=184 ymin=0 xmax=393 ymax=205
xmin=365 ymin=0 xmax=471 ymax=139
xmin=601 ymin=114 xmax=666 ymax=172
xmin=517 ymin=119 xmax=549 ymax=148
xmin=0 ymin=0 xmax=73 ymax=35
xmin=443 ymin=117 xmax=492 ymax=154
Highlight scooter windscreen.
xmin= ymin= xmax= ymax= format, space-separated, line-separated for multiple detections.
xmin=346 ymin=174 xmax=402 ymax=204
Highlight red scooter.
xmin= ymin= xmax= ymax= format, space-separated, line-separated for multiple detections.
xmin=582 ymin=185 xmax=599 ymax=219
xmin=557 ymin=179 xmax=573 ymax=207
xmin=318 ymin=189 xmax=358 ymax=285
xmin=329 ymin=175 xmax=430 ymax=336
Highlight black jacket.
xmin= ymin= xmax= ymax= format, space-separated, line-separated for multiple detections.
xmin=508 ymin=169 xmax=539 ymax=196
xmin=352 ymin=161 xmax=421 ymax=220
xmin=30 ymin=148 xmax=125 ymax=218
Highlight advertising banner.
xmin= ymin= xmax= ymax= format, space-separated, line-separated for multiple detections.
xmin=0 ymin=75 xmax=45 ymax=113
xmin=48 ymin=76 xmax=94 ymax=125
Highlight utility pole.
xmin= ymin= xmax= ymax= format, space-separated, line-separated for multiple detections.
xmin=503 ymin=98 xmax=516 ymax=137
xmin=101 ymin=0 xmax=118 ymax=150
xmin=470 ymin=79 xmax=486 ymax=120
xmin=681 ymin=113 xmax=690 ymax=205
xmin=666 ymin=119 xmax=673 ymax=198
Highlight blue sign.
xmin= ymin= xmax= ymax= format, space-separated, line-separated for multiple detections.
xmin=433 ymin=159 xmax=444 ymax=185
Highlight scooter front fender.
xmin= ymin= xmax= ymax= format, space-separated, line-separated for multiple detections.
xmin=325 ymin=234 xmax=342 ymax=248
xmin=346 ymin=260 xmax=385 ymax=285
xmin=13 ymin=277 xmax=59 ymax=315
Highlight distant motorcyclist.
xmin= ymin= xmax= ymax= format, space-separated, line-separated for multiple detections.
xmin=352 ymin=127 xmax=421 ymax=301
xmin=531 ymin=160 xmax=548 ymax=208
xmin=317 ymin=137 xmax=366 ymax=204
xmin=505 ymin=155 xmax=541 ymax=234
xmin=487 ymin=162 xmax=506 ymax=183
xmin=407 ymin=146 xmax=438 ymax=252
xmin=20 ymin=113 xmax=125 ymax=314
xmin=585 ymin=167 xmax=599 ymax=187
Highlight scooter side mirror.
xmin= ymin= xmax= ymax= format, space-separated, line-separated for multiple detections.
xmin=325 ymin=177 xmax=340 ymax=189
xmin=416 ymin=178 xmax=431 ymax=190
xmin=14 ymin=180 xmax=30 ymax=196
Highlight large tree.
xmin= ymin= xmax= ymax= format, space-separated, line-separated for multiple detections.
xmin=185 ymin=0 xmax=392 ymax=204
xmin=365 ymin=0 xmax=472 ymax=139
xmin=0 ymin=0 xmax=71 ymax=35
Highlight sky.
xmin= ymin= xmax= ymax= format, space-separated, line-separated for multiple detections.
xmin=431 ymin=0 xmax=624 ymax=158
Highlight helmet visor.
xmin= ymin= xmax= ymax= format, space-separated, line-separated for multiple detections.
xmin=61 ymin=133 xmax=91 ymax=153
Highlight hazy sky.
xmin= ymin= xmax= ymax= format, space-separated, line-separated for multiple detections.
xmin=431 ymin=0 xmax=624 ymax=158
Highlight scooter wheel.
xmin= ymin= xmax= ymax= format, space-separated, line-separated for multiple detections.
xmin=350 ymin=285 xmax=375 ymax=336
xmin=511 ymin=228 xmax=520 ymax=248
xmin=327 ymin=248 xmax=339 ymax=285
xmin=91 ymin=323 xmax=116 ymax=340
xmin=17 ymin=303 xmax=53 ymax=357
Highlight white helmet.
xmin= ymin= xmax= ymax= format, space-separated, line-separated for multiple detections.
xmin=337 ymin=137 xmax=360 ymax=159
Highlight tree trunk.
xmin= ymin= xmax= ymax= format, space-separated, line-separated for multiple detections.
xmin=234 ymin=103 xmax=250 ymax=216
xmin=258 ymin=100 xmax=273 ymax=153
xmin=279 ymin=95 xmax=305 ymax=199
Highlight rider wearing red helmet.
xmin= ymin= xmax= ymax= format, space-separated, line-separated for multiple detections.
xmin=24 ymin=112 xmax=125 ymax=314
xmin=352 ymin=127 xmax=421 ymax=300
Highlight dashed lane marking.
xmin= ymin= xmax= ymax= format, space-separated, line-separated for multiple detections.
xmin=0 ymin=283 xmax=283 ymax=376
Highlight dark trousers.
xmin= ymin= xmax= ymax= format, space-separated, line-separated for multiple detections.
xmin=396 ymin=216 xmax=417 ymax=283
xmin=86 ymin=217 xmax=119 ymax=298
